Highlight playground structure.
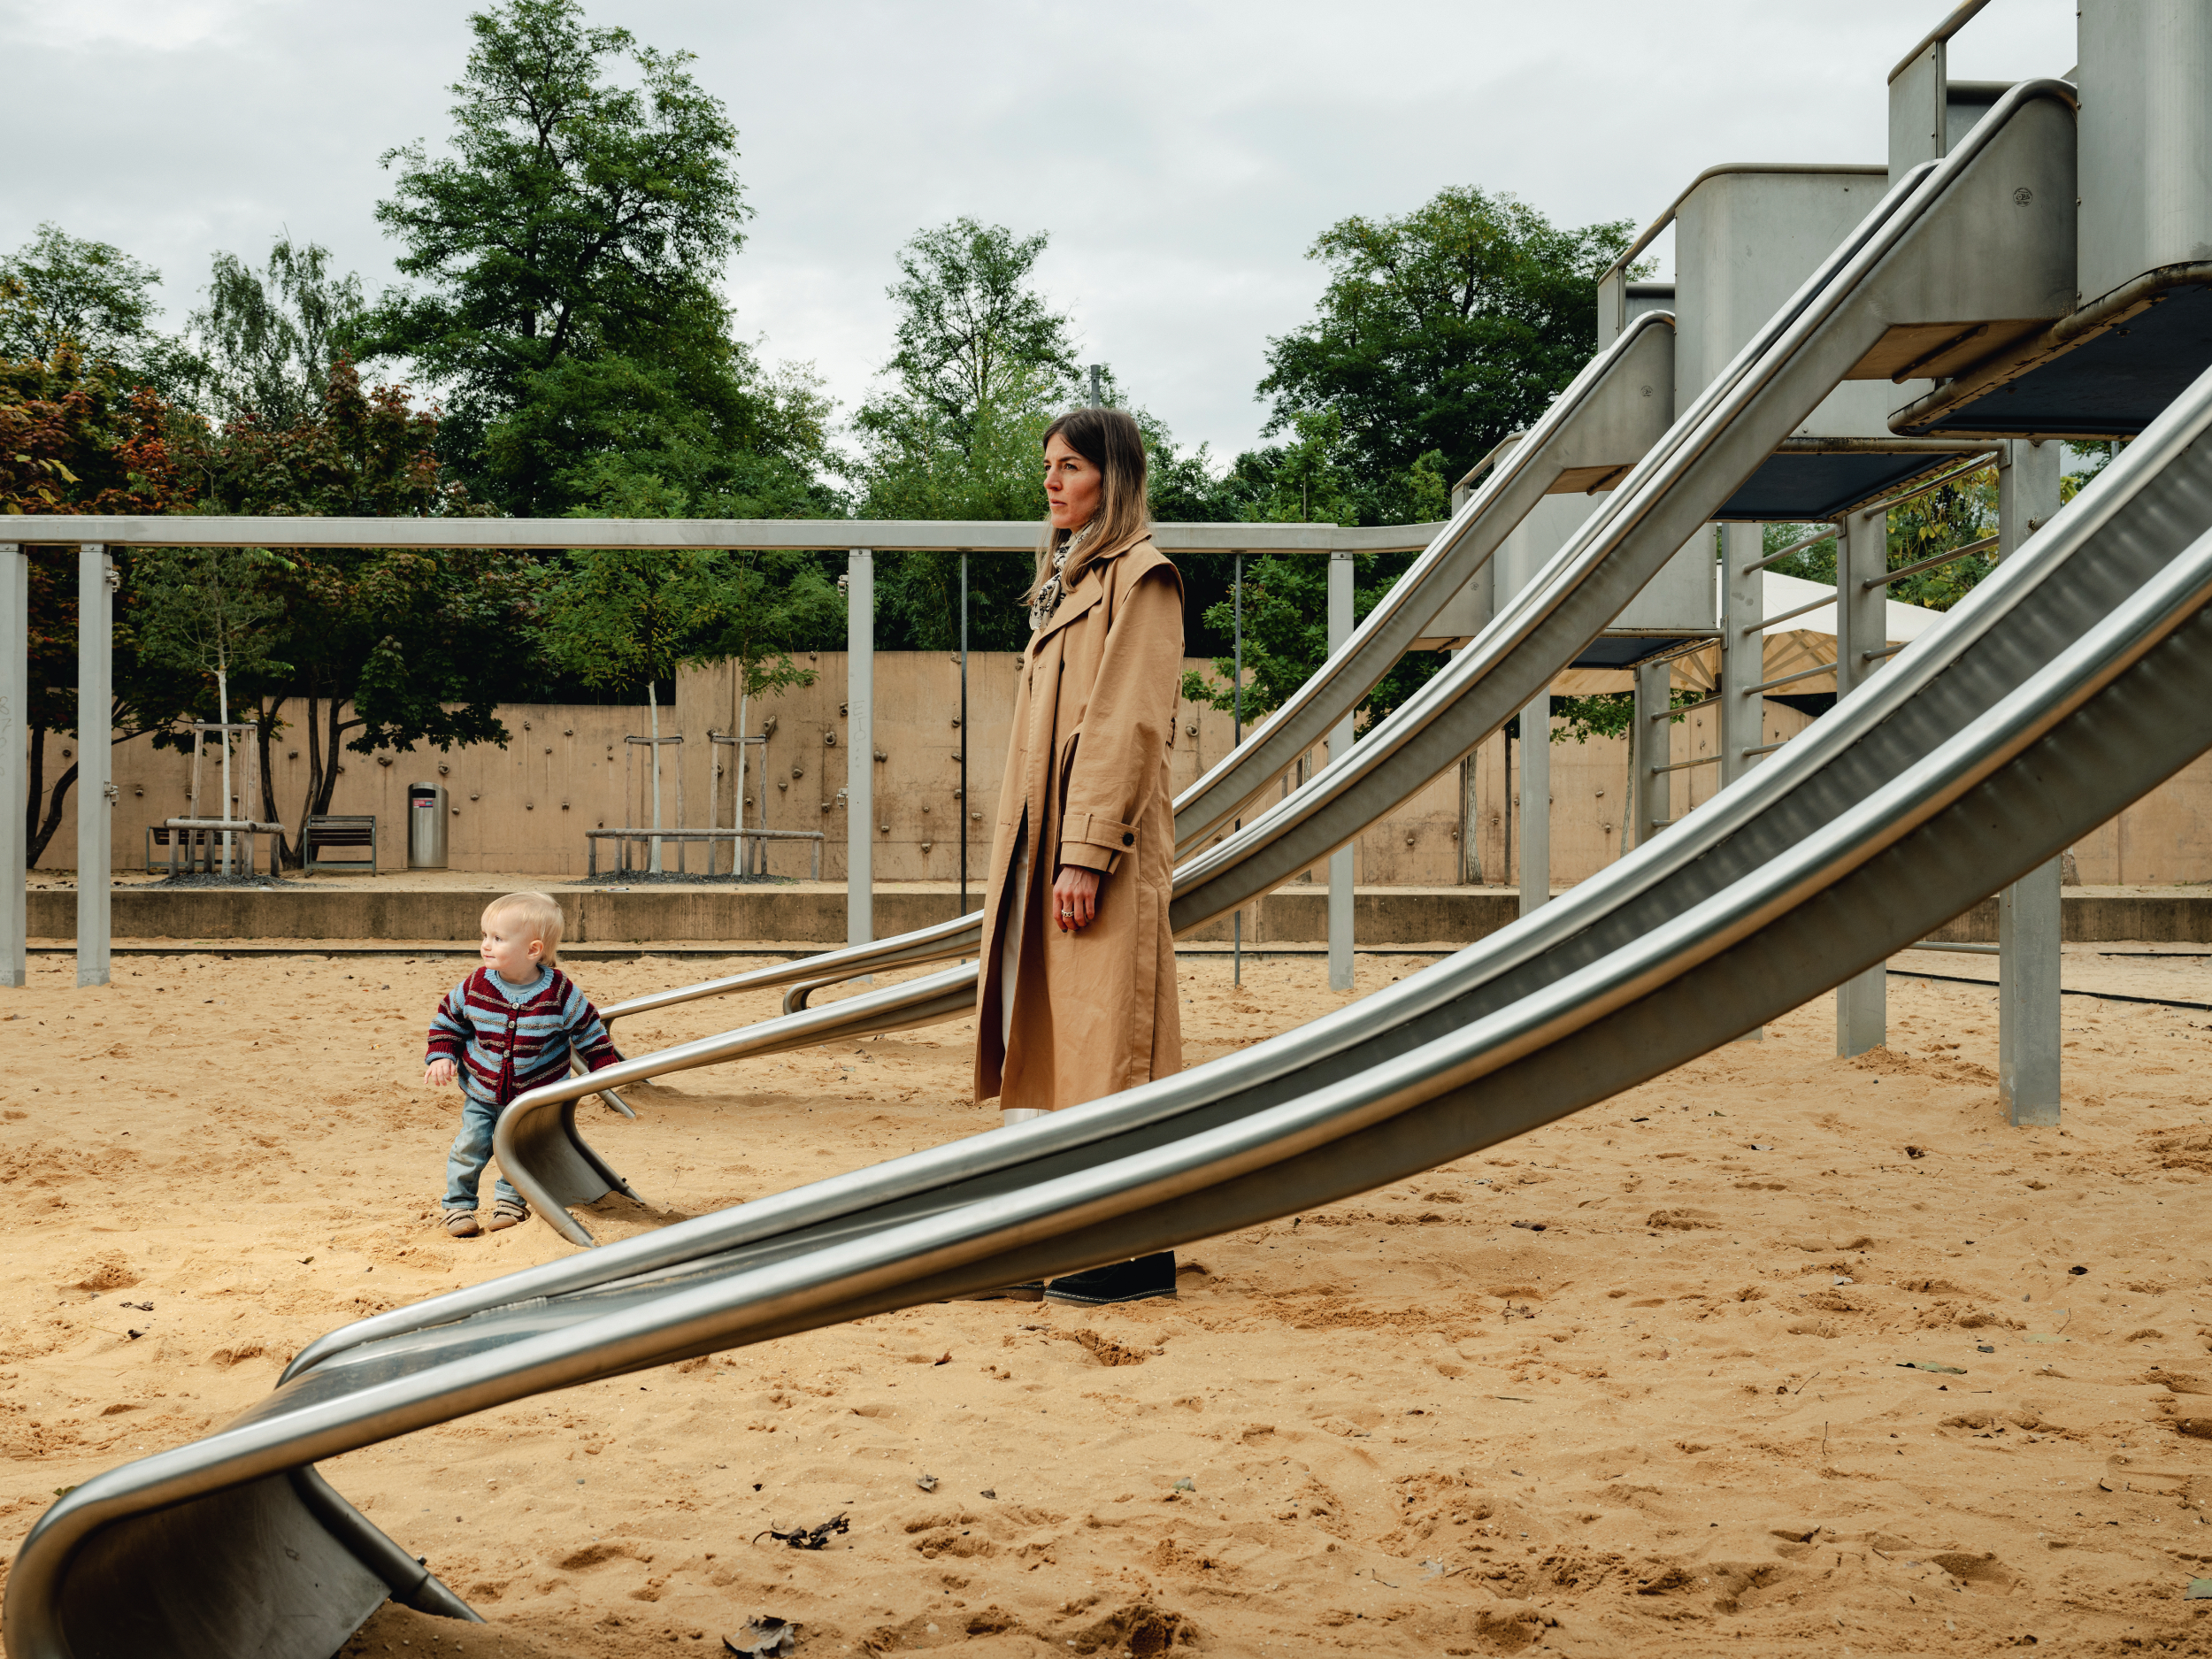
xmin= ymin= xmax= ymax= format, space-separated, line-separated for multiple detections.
xmin=8 ymin=4 xmax=2212 ymax=1652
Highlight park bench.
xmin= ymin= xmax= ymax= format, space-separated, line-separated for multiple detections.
xmin=147 ymin=824 xmax=257 ymax=877
xmin=303 ymin=815 xmax=379 ymax=873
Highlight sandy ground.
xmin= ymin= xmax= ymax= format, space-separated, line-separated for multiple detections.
xmin=4 ymin=943 xmax=2212 ymax=1657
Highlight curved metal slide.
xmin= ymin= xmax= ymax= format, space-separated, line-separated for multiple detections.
xmin=12 ymin=249 xmax=2211 ymax=1659
xmin=506 ymin=80 xmax=2076 ymax=1240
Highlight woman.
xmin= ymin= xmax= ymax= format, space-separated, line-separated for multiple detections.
xmin=973 ymin=405 xmax=1185 ymax=1305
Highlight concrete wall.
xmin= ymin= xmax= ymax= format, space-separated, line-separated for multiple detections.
xmin=33 ymin=654 xmax=1454 ymax=884
xmin=34 ymin=652 xmax=2212 ymax=888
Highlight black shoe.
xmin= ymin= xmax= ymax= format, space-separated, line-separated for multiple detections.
xmin=949 ymin=1281 xmax=1045 ymax=1302
xmin=1044 ymin=1252 xmax=1177 ymax=1306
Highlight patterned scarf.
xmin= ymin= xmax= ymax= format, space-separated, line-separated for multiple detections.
xmin=1028 ymin=523 xmax=1094 ymax=634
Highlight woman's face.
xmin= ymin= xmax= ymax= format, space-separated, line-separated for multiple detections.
xmin=1044 ymin=433 xmax=1102 ymax=533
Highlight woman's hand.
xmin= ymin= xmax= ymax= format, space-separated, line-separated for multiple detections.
xmin=1053 ymin=866 xmax=1102 ymax=932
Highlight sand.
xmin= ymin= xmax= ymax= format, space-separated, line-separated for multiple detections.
xmin=3 ymin=941 xmax=2212 ymax=1656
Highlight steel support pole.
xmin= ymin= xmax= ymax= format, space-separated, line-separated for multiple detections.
xmin=1718 ymin=522 xmax=1765 ymax=1038
xmin=1833 ymin=508 xmax=1887 ymax=1056
xmin=1632 ymin=656 xmax=1671 ymax=849
xmin=1998 ymin=865 xmax=2062 ymax=1124
xmin=1 ymin=543 xmax=25 ymax=987
xmin=1517 ymin=687 xmax=1549 ymax=917
xmin=846 ymin=549 xmax=872 ymax=952
xmin=1233 ymin=553 xmax=1243 ymax=986
xmin=958 ymin=553 xmax=969 ymax=913
xmin=76 ymin=545 xmax=111 ymax=988
xmin=1325 ymin=551 xmax=1355 ymax=990
xmin=1719 ymin=523 xmax=1761 ymax=787
xmin=1998 ymin=437 xmax=2063 ymax=1125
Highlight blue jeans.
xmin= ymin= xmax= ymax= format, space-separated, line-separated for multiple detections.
xmin=442 ymin=1094 xmax=523 ymax=1211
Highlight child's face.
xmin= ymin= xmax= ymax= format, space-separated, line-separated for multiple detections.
xmin=480 ymin=915 xmax=545 ymax=982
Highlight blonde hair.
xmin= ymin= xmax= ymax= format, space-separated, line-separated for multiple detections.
xmin=1029 ymin=406 xmax=1152 ymax=604
xmin=483 ymin=891 xmax=565 ymax=964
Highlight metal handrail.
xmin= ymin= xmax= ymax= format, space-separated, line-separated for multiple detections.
xmin=1854 ymin=454 xmax=1999 ymax=520
xmin=1741 ymin=662 xmax=1842 ymax=696
xmin=1887 ymin=0 xmax=1993 ymax=83
xmin=1742 ymin=524 xmax=1838 ymax=573
xmin=0 ymin=515 xmax=1441 ymax=557
xmin=1865 ymin=534 xmax=1998 ymax=589
xmin=1743 ymin=592 xmax=1838 ymax=634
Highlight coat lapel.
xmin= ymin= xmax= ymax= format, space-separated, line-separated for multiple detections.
xmin=1028 ymin=531 xmax=1150 ymax=653
xmin=1031 ymin=566 xmax=1104 ymax=653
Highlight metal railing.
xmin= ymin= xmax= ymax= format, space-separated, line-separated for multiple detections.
xmin=583 ymin=827 xmax=825 ymax=881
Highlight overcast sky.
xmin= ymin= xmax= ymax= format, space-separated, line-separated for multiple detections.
xmin=3 ymin=0 xmax=2077 ymax=464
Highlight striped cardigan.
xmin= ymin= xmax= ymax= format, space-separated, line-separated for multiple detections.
xmin=424 ymin=966 xmax=623 ymax=1106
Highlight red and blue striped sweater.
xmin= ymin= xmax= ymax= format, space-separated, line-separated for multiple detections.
xmin=424 ymin=966 xmax=624 ymax=1106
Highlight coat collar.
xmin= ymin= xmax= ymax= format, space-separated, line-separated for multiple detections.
xmin=1029 ymin=530 xmax=1153 ymax=651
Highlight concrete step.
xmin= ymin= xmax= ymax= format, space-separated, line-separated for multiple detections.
xmin=24 ymin=882 xmax=2212 ymax=947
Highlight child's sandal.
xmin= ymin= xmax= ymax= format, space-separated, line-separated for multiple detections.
xmin=486 ymin=1198 xmax=530 ymax=1232
xmin=444 ymin=1209 xmax=481 ymax=1238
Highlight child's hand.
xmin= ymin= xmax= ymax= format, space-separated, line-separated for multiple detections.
xmin=424 ymin=1057 xmax=457 ymax=1088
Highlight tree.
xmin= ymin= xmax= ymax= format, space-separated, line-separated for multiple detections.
xmin=133 ymin=546 xmax=291 ymax=869
xmin=882 ymin=219 xmax=1076 ymax=450
xmin=189 ymin=236 xmax=367 ymax=427
xmin=165 ymin=357 xmax=537 ymax=865
xmin=0 ymin=223 xmax=200 ymax=396
xmin=853 ymin=219 xmax=1085 ymax=654
xmin=1170 ymin=186 xmax=1631 ymax=738
xmin=2 ymin=345 xmax=200 ymax=865
xmin=1258 ymin=186 xmax=1636 ymax=510
xmin=365 ymin=0 xmax=819 ymax=516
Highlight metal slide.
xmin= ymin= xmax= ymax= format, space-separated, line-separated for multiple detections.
xmin=502 ymin=79 xmax=2078 ymax=1240
xmin=15 ymin=226 xmax=2212 ymax=1659
xmin=578 ymin=303 xmax=1679 ymax=1034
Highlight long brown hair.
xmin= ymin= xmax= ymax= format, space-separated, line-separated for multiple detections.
xmin=1030 ymin=406 xmax=1150 ymax=602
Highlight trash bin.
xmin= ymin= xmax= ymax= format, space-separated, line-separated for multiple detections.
xmin=407 ymin=782 xmax=449 ymax=869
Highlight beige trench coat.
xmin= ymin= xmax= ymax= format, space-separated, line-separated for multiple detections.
xmin=973 ymin=532 xmax=1185 ymax=1111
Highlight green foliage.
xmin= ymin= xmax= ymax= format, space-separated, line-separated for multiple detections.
xmin=1172 ymin=183 xmax=1631 ymax=729
xmin=153 ymin=355 xmax=537 ymax=861
xmin=1257 ymin=185 xmax=1636 ymax=500
xmin=132 ymin=546 xmax=292 ymax=694
xmin=694 ymin=551 xmax=842 ymax=701
xmin=543 ymin=544 xmax=833 ymax=737
xmin=1174 ymin=549 xmax=1445 ymax=731
xmin=172 ymin=357 xmax=465 ymax=518
xmin=365 ymin=0 xmax=821 ymax=515
xmin=1763 ymin=461 xmax=1998 ymax=612
xmin=188 ymin=237 xmax=367 ymax=427
xmin=1547 ymin=686 xmax=1699 ymax=745
xmin=544 ymin=548 xmax=725 ymax=693
xmin=853 ymin=219 xmax=1087 ymax=653
xmin=0 ymin=223 xmax=201 ymax=396
xmin=513 ymin=350 xmax=839 ymax=521
xmin=1 ymin=343 xmax=205 ymax=864
xmin=882 ymin=218 xmax=1077 ymax=450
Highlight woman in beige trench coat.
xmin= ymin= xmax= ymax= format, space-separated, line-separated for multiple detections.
xmin=972 ymin=406 xmax=1185 ymax=1305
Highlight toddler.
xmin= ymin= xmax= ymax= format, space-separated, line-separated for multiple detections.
xmin=423 ymin=891 xmax=623 ymax=1237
